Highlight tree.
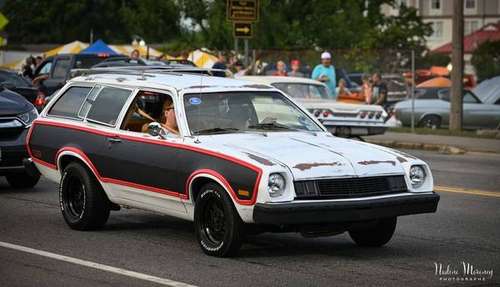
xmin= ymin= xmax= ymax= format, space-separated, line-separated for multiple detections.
xmin=471 ymin=40 xmax=500 ymax=82
xmin=3 ymin=0 xmax=180 ymax=44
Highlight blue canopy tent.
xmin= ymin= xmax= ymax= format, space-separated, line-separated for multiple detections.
xmin=80 ymin=39 xmax=118 ymax=55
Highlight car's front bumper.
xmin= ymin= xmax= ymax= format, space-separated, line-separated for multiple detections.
xmin=253 ymin=192 xmax=439 ymax=225
xmin=0 ymin=128 xmax=30 ymax=175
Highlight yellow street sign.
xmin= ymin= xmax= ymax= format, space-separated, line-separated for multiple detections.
xmin=0 ymin=36 xmax=5 ymax=46
xmin=233 ymin=22 xmax=253 ymax=38
xmin=0 ymin=12 xmax=8 ymax=30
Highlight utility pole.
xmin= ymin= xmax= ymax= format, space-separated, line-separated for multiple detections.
xmin=450 ymin=0 xmax=464 ymax=131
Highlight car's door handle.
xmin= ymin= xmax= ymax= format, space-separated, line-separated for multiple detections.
xmin=107 ymin=137 xmax=122 ymax=143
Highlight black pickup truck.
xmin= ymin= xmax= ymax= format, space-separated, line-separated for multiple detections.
xmin=33 ymin=53 xmax=122 ymax=100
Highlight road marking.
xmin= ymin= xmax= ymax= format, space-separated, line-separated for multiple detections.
xmin=435 ymin=186 xmax=500 ymax=198
xmin=0 ymin=241 xmax=197 ymax=287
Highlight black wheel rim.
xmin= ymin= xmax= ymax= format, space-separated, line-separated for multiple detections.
xmin=424 ymin=118 xmax=438 ymax=129
xmin=63 ymin=175 xmax=85 ymax=219
xmin=201 ymin=196 xmax=226 ymax=246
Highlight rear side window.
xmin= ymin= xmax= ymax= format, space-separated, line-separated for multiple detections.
xmin=48 ymin=87 xmax=91 ymax=118
xmin=52 ymin=58 xmax=71 ymax=79
xmin=86 ymin=87 xmax=131 ymax=126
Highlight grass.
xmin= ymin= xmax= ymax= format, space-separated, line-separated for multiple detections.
xmin=388 ymin=127 xmax=499 ymax=139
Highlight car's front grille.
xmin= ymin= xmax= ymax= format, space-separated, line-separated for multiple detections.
xmin=0 ymin=118 xmax=25 ymax=141
xmin=294 ymin=175 xmax=408 ymax=200
xmin=0 ymin=146 xmax=27 ymax=167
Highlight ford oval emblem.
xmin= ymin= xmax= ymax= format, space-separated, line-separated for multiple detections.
xmin=189 ymin=97 xmax=202 ymax=105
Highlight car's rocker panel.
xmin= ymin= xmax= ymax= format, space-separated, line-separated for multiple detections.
xmin=27 ymin=119 xmax=262 ymax=205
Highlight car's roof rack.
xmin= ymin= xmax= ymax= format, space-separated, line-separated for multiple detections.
xmin=71 ymin=65 xmax=223 ymax=79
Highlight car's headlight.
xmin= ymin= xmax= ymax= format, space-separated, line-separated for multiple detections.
xmin=409 ymin=165 xmax=426 ymax=188
xmin=268 ymin=173 xmax=286 ymax=197
xmin=18 ymin=108 xmax=38 ymax=127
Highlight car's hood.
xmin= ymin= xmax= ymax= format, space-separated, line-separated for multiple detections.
xmin=199 ymin=132 xmax=406 ymax=180
xmin=0 ymin=89 xmax=32 ymax=116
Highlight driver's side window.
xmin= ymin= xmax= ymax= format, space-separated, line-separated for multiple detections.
xmin=121 ymin=91 xmax=177 ymax=135
xmin=38 ymin=62 xmax=52 ymax=75
xmin=463 ymin=92 xmax=479 ymax=103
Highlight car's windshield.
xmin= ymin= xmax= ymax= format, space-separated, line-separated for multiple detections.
xmin=183 ymin=91 xmax=322 ymax=135
xmin=272 ymin=83 xmax=328 ymax=99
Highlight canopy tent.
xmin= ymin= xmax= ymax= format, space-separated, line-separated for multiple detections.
xmin=417 ymin=77 xmax=451 ymax=88
xmin=109 ymin=45 xmax=163 ymax=58
xmin=80 ymin=39 xmax=117 ymax=55
xmin=44 ymin=40 xmax=89 ymax=57
xmin=187 ymin=49 xmax=218 ymax=68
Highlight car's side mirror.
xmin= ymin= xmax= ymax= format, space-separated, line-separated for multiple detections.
xmin=0 ymin=81 xmax=16 ymax=90
xmin=147 ymin=122 xmax=166 ymax=139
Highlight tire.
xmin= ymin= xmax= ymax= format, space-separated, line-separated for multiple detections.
xmin=194 ymin=183 xmax=243 ymax=257
xmin=59 ymin=162 xmax=110 ymax=230
xmin=349 ymin=217 xmax=397 ymax=247
xmin=419 ymin=115 xmax=441 ymax=129
xmin=6 ymin=172 xmax=40 ymax=188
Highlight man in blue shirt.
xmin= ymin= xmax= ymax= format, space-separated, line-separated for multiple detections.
xmin=311 ymin=52 xmax=337 ymax=98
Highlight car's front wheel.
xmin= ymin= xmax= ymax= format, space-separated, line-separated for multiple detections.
xmin=349 ymin=217 xmax=397 ymax=247
xmin=194 ymin=183 xmax=243 ymax=257
xmin=6 ymin=172 xmax=40 ymax=188
xmin=59 ymin=162 xmax=110 ymax=230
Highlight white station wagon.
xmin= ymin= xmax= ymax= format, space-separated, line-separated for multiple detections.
xmin=26 ymin=71 xmax=439 ymax=257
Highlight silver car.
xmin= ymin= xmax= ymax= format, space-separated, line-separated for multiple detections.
xmin=394 ymin=89 xmax=500 ymax=129
xmin=238 ymin=76 xmax=388 ymax=137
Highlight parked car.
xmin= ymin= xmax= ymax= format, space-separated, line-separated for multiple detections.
xmin=473 ymin=76 xmax=500 ymax=105
xmin=0 ymin=86 xmax=40 ymax=188
xmin=32 ymin=53 xmax=123 ymax=101
xmin=238 ymin=76 xmax=388 ymax=137
xmin=394 ymin=89 xmax=500 ymax=129
xmin=27 ymin=71 xmax=439 ymax=257
xmin=0 ymin=69 xmax=43 ymax=111
xmin=347 ymin=72 xmax=363 ymax=86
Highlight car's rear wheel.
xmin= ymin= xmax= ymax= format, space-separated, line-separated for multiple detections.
xmin=194 ymin=183 xmax=243 ymax=257
xmin=419 ymin=115 xmax=441 ymax=129
xmin=349 ymin=217 xmax=397 ymax=247
xmin=59 ymin=162 xmax=110 ymax=230
xmin=6 ymin=172 xmax=40 ymax=188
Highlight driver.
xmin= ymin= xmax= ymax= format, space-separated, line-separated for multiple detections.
xmin=142 ymin=98 xmax=179 ymax=136
xmin=160 ymin=98 xmax=179 ymax=135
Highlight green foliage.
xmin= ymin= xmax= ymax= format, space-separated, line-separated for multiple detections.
xmin=419 ymin=53 xmax=451 ymax=69
xmin=471 ymin=40 xmax=500 ymax=82
xmin=4 ymin=0 xmax=180 ymax=44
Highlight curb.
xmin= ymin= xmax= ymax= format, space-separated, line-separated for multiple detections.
xmin=365 ymin=140 xmax=468 ymax=155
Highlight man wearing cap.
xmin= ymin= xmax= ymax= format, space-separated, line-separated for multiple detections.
xmin=311 ymin=52 xmax=337 ymax=98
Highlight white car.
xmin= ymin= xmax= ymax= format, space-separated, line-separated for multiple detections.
xmin=26 ymin=71 xmax=439 ymax=257
xmin=237 ymin=76 xmax=389 ymax=137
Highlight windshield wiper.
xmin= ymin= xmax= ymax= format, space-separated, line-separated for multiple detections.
xmin=192 ymin=127 xmax=240 ymax=135
xmin=248 ymin=122 xmax=296 ymax=131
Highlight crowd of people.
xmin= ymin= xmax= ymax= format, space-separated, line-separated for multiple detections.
xmin=211 ymin=51 xmax=388 ymax=107
xmin=21 ymin=55 xmax=45 ymax=80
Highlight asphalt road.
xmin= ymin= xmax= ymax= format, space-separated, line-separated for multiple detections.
xmin=1 ymin=150 xmax=499 ymax=287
